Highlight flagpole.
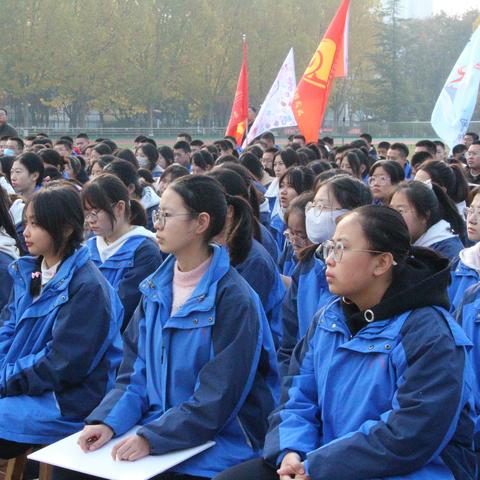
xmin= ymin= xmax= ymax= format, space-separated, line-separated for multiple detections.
xmin=242 ymin=33 xmax=247 ymax=136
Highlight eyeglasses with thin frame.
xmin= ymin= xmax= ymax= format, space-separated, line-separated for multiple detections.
xmin=84 ymin=203 xmax=118 ymax=223
xmin=152 ymin=209 xmax=195 ymax=229
xmin=465 ymin=206 xmax=480 ymax=219
xmin=305 ymin=201 xmax=344 ymax=217
xmin=284 ymin=229 xmax=309 ymax=247
xmin=368 ymin=175 xmax=391 ymax=186
xmin=321 ymin=239 xmax=396 ymax=264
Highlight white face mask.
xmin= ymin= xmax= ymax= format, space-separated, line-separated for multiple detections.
xmin=305 ymin=208 xmax=349 ymax=244
xmin=136 ymin=156 xmax=150 ymax=169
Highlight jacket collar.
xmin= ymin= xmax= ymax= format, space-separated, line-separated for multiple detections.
xmin=140 ymin=243 xmax=230 ymax=315
xmin=10 ymin=246 xmax=91 ymax=292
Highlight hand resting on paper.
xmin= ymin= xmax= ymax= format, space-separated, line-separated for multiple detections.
xmin=78 ymin=424 xmax=114 ymax=452
xmin=111 ymin=434 xmax=150 ymax=462
xmin=277 ymin=452 xmax=309 ymax=480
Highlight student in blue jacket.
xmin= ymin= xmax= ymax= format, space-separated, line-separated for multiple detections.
xmin=0 ymin=183 xmax=123 ymax=460
xmin=214 ymin=205 xmax=475 ymax=480
xmin=391 ymin=180 xmax=465 ymax=263
xmin=82 ymin=174 xmax=163 ymax=331
xmin=78 ymin=175 xmax=279 ymax=480
xmin=450 ymin=186 xmax=480 ymax=312
xmin=0 ymin=186 xmax=21 ymax=311
xmin=278 ymin=175 xmax=372 ymax=376
xmin=209 ymin=168 xmax=286 ymax=349
xmin=277 ymin=167 xmax=314 ymax=277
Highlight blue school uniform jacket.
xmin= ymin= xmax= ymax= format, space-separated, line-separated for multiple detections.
xmin=0 ymin=252 xmax=15 ymax=312
xmin=431 ymin=236 xmax=463 ymax=263
xmin=449 ymin=259 xmax=479 ymax=313
xmin=277 ymin=253 xmax=335 ymax=377
xmin=87 ymin=233 xmax=163 ymax=330
xmin=259 ymin=223 xmax=280 ymax=263
xmin=278 ymin=243 xmax=297 ymax=277
xmin=455 ymin=282 xmax=480 ymax=449
xmin=0 ymin=246 xmax=123 ymax=444
xmin=236 ymin=239 xmax=286 ymax=349
xmin=265 ymin=249 xmax=476 ymax=479
xmin=87 ymin=245 xmax=280 ymax=478
xmin=269 ymin=213 xmax=286 ymax=253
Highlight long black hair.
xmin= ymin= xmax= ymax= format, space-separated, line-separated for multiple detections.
xmin=0 ymin=186 xmax=22 ymax=254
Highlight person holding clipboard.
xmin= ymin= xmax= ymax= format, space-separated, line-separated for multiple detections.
xmin=77 ymin=175 xmax=279 ymax=480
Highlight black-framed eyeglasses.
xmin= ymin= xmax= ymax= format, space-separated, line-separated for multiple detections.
xmin=321 ymin=239 xmax=396 ymax=264
xmin=152 ymin=209 xmax=196 ymax=228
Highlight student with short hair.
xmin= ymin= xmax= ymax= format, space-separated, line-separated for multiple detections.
xmin=0 ymin=184 xmax=123 ymax=460
xmin=368 ymin=160 xmax=405 ymax=205
xmin=78 ymin=175 xmax=279 ymax=480
xmin=82 ymin=174 xmax=163 ymax=331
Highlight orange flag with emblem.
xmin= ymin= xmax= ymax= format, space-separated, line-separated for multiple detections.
xmin=225 ymin=39 xmax=249 ymax=146
xmin=292 ymin=0 xmax=350 ymax=142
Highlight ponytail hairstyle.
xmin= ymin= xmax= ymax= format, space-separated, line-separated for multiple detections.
xmin=82 ymin=173 xmax=146 ymax=228
xmin=394 ymin=180 xmax=464 ymax=235
xmin=26 ymin=183 xmax=84 ymax=296
xmin=215 ymin=162 xmax=262 ymax=222
xmin=416 ymin=159 xmax=468 ymax=204
xmin=239 ymin=152 xmax=264 ymax=181
xmin=208 ymin=167 xmax=261 ymax=244
xmin=170 ymin=175 xmax=253 ymax=265
xmin=0 ymin=186 xmax=22 ymax=254
xmin=104 ymin=159 xmax=144 ymax=198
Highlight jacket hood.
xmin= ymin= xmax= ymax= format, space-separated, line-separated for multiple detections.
xmin=343 ymin=246 xmax=451 ymax=335
xmin=0 ymin=229 xmax=19 ymax=259
xmin=459 ymin=242 xmax=480 ymax=273
xmin=95 ymin=226 xmax=156 ymax=262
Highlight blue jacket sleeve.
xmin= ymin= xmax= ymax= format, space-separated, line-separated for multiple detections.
xmin=305 ymin=309 xmax=470 ymax=479
xmin=137 ymin=286 xmax=264 ymax=455
xmin=264 ymin=316 xmax=322 ymax=465
xmin=86 ymin=301 xmax=149 ymax=436
xmin=277 ymin=267 xmax=300 ymax=377
xmin=0 ymin=279 xmax=118 ymax=397
xmin=0 ymin=262 xmax=13 ymax=312
xmin=117 ymin=239 xmax=162 ymax=331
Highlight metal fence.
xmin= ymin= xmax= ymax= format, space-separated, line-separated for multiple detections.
xmin=15 ymin=121 xmax=480 ymax=143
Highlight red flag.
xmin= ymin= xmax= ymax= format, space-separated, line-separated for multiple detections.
xmin=292 ymin=0 xmax=350 ymax=142
xmin=225 ymin=39 xmax=248 ymax=146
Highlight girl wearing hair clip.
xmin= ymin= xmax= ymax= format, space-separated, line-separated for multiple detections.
xmin=214 ymin=205 xmax=475 ymax=480
xmin=0 ymin=183 xmax=122 ymax=461
xmin=82 ymin=174 xmax=163 ymax=331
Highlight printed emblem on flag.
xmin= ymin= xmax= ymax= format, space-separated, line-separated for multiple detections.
xmin=303 ymin=39 xmax=337 ymax=89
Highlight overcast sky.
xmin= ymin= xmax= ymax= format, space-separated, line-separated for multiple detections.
xmin=433 ymin=0 xmax=479 ymax=16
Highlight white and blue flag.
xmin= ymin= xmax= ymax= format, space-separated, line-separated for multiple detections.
xmin=431 ymin=27 xmax=480 ymax=149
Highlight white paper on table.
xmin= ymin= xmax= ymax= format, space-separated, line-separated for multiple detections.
xmin=28 ymin=427 xmax=215 ymax=480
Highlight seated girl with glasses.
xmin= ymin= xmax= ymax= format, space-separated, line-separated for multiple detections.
xmin=0 ymin=183 xmax=123 ymax=461
xmin=278 ymin=174 xmax=372 ymax=376
xmin=214 ymin=204 xmax=475 ymax=480
xmin=390 ymin=180 xmax=464 ymax=263
xmin=82 ymin=174 xmax=163 ymax=332
xmin=77 ymin=175 xmax=279 ymax=480
xmin=449 ymin=186 xmax=480 ymax=313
